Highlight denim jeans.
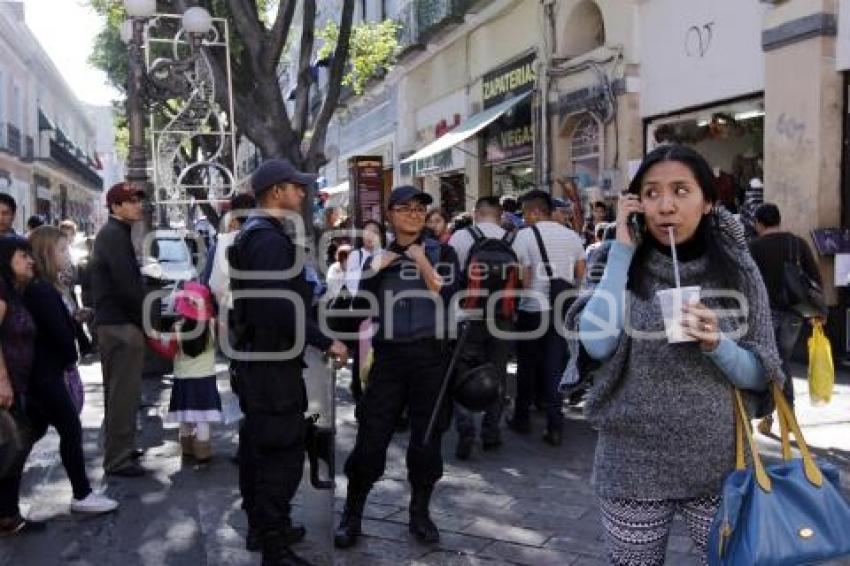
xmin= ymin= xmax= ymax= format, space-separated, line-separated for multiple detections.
xmin=772 ymin=309 xmax=804 ymax=408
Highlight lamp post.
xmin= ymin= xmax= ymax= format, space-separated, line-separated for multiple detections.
xmin=121 ymin=0 xmax=213 ymax=229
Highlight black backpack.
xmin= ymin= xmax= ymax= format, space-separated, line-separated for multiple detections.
xmin=461 ymin=226 xmax=520 ymax=320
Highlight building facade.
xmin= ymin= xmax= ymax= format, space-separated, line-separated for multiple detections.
xmin=316 ymin=0 xmax=850 ymax=357
xmin=0 ymin=1 xmax=103 ymax=234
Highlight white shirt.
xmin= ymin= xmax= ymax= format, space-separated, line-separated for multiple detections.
xmin=325 ymin=262 xmax=347 ymax=300
xmin=447 ymin=222 xmax=508 ymax=322
xmin=513 ymin=221 xmax=586 ymax=312
xmin=209 ymin=231 xmax=237 ymax=309
xmin=447 ymin=221 xmax=507 ymax=269
xmin=343 ymin=246 xmax=380 ymax=294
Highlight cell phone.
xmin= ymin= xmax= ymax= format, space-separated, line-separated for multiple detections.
xmin=628 ymin=212 xmax=645 ymax=245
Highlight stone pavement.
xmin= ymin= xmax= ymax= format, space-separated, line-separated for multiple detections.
xmin=332 ymin=360 xmax=850 ymax=566
xmin=1 ymin=356 xmax=849 ymax=565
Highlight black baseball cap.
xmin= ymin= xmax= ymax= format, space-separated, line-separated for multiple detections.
xmin=387 ymin=185 xmax=432 ymax=208
xmin=251 ymin=158 xmax=318 ymax=195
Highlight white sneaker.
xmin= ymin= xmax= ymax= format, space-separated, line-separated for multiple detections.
xmin=70 ymin=492 xmax=119 ymax=514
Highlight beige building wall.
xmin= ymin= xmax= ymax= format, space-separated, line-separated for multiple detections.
xmin=396 ymin=0 xmax=540 ymax=204
xmin=549 ymin=0 xmax=642 ymax=201
xmin=763 ymin=0 xmax=843 ymax=302
xmin=466 ymin=0 xmax=538 ymax=82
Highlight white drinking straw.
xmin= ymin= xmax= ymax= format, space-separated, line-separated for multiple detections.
xmin=669 ymin=226 xmax=681 ymax=288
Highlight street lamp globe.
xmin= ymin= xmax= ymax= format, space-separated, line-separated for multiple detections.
xmin=123 ymin=0 xmax=156 ymax=18
xmin=119 ymin=20 xmax=134 ymax=44
xmin=182 ymin=7 xmax=212 ymax=35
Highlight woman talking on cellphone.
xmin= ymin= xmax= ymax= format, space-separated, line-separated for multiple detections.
xmin=562 ymin=145 xmax=784 ymax=564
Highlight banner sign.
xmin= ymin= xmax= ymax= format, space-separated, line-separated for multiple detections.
xmin=483 ymin=53 xmax=536 ymax=164
xmin=349 ymin=156 xmax=384 ymax=226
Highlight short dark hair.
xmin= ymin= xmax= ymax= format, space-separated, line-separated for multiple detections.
xmin=519 ymin=189 xmax=552 ymax=215
xmin=0 ymin=193 xmax=16 ymax=214
xmin=474 ymin=196 xmax=501 ymax=211
xmin=230 ymin=192 xmax=256 ymax=213
xmin=592 ymin=201 xmax=608 ymax=211
xmin=754 ymin=203 xmax=781 ymax=228
xmin=500 ymin=195 xmax=518 ymax=213
xmin=26 ymin=215 xmax=44 ymax=230
xmin=450 ymin=212 xmax=474 ymax=233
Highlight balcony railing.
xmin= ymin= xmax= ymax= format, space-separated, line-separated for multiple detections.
xmin=49 ymin=139 xmax=103 ymax=190
xmin=397 ymin=0 xmax=474 ymax=53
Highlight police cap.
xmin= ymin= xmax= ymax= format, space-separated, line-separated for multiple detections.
xmin=251 ymin=158 xmax=318 ymax=196
xmin=388 ymin=185 xmax=433 ymax=209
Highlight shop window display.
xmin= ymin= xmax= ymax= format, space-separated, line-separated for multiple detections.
xmin=492 ymin=163 xmax=534 ymax=198
xmin=648 ymin=98 xmax=764 ymax=214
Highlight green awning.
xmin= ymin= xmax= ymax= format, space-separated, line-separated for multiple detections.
xmin=38 ymin=109 xmax=54 ymax=131
xmin=400 ymin=91 xmax=532 ymax=164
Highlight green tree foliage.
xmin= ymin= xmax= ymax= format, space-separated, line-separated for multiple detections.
xmin=317 ymin=19 xmax=400 ymax=95
xmin=85 ymin=0 xmax=357 ymax=173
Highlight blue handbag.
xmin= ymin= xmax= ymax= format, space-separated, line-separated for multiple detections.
xmin=707 ymin=384 xmax=850 ymax=565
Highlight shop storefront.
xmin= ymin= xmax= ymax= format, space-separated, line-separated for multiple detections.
xmin=400 ymin=54 xmax=537 ymax=209
xmin=482 ymin=52 xmax=537 ymax=198
xmin=35 ymin=177 xmax=52 ymax=221
xmin=408 ymin=89 xmax=468 ymax=218
xmin=639 ymin=0 xmax=767 ymax=212
xmin=646 ymin=96 xmax=764 ymax=212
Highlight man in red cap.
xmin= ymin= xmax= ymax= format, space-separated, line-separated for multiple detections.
xmin=91 ymin=182 xmax=148 ymax=477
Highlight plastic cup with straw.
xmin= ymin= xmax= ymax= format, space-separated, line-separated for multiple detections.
xmin=656 ymin=225 xmax=700 ymax=342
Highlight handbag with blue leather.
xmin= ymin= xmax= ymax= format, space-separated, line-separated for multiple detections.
xmin=707 ymin=384 xmax=850 ymax=565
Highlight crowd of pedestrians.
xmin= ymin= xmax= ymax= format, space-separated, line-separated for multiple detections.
xmin=0 ymin=142 xmax=834 ymax=565
xmin=0 ymin=198 xmax=119 ymax=536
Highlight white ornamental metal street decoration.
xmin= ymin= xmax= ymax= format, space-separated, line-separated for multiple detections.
xmin=144 ymin=14 xmax=237 ymax=223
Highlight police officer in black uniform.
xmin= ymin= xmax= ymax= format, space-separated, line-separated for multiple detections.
xmin=230 ymin=158 xmax=346 ymax=566
xmin=335 ymin=186 xmax=460 ymax=549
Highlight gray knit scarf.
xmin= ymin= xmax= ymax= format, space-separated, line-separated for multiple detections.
xmin=561 ymin=208 xmax=785 ymax=499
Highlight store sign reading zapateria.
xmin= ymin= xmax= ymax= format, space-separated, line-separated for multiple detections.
xmin=483 ymin=60 xmax=536 ymax=105
xmin=483 ymin=52 xmax=537 ymax=164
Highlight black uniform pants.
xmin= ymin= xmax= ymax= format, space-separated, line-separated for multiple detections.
xmin=454 ymin=320 xmax=511 ymax=443
xmin=344 ymin=339 xmax=448 ymax=489
xmin=234 ymin=359 xmax=307 ymax=535
xmin=515 ymin=310 xmax=568 ymax=431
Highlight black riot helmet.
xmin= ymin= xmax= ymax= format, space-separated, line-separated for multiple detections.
xmin=453 ymin=363 xmax=502 ymax=411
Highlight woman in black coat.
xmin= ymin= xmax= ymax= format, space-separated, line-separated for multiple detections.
xmin=24 ymin=227 xmax=118 ymax=515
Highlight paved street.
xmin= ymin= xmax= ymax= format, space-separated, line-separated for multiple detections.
xmin=1 ymin=356 xmax=849 ymax=566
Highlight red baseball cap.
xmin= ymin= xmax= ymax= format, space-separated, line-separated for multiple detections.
xmin=106 ymin=182 xmax=146 ymax=207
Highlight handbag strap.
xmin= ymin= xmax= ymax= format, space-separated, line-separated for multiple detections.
xmin=733 ymin=384 xmax=823 ymax=492
xmin=772 ymin=381 xmax=823 ymax=486
xmin=733 ymin=390 xmax=772 ymax=491
xmin=530 ymin=225 xmax=554 ymax=278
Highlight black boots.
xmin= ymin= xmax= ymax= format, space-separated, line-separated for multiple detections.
xmin=334 ymin=485 xmax=369 ymax=548
xmin=260 ymin=531 xmax=313 ymax=566
xmin=409 ymin=484 xmax=439 ymax=544
xmin=335 ymin=483 xmax=439 ymax=547
xmin=247 ymin=521 xmax=306 ymax=552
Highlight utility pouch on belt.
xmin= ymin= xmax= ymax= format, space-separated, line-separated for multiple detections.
xmin=304 ymin=414 xmax=333 ymax=489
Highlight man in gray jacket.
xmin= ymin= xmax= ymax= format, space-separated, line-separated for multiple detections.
xmin=92 ymin=182 xmax=147 ymax=477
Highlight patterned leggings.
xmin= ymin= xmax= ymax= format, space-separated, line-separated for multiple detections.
xmin=599 ymin=495 xmax=721 ymax=566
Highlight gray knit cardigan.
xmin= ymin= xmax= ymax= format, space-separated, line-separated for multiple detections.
xmin=562 ymin=209 xmax=785 ymax=500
